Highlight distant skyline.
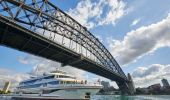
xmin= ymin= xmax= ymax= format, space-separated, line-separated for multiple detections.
xmin=0 ymin=0 xmax=170 ymax=89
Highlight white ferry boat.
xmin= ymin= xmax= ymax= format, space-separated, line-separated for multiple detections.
xmin=12 ymin=69 xmax=103 ymax=100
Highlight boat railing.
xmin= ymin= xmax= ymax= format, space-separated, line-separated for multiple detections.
xmin=47 ymin=82 xmax=101 ymax=88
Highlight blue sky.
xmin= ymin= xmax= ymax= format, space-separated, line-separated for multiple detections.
xmin=1 ymin=0 xmax=170 ymax=88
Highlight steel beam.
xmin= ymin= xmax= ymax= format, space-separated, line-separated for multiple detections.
xmin=0 ymin=0 xmax=132 ymax=94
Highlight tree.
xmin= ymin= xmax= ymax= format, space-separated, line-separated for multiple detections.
xmin=7 ymin=90 xmax=11 ymax=94
xmin=0 ymin=89 xmax=11 ymax=94
xmin=0 ymin=90 xmax=4 ymax=94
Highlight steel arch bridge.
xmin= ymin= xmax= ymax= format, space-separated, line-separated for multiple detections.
xmin=0 ymin=0 xmax=134 ymax=94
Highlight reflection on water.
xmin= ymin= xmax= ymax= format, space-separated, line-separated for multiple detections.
xmin=0 ymin=95 xmax=12 ymax=100
xmin=1 ymin=95 xmax=170 ymax=100
xmin=91 ymin=95 xmax=170 ymax=100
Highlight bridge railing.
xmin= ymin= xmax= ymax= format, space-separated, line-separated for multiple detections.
xmin=0 ymin=0 xmax=127 ymax=79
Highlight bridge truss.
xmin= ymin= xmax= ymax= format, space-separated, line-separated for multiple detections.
xmin=0 ymin=0 xmax=134 ymax=94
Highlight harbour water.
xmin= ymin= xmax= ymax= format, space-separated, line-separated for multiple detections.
xmin=1 ymin=95 xmax=170 ymax=100
xmin=92 ymin=95 xmax=170 ymax=100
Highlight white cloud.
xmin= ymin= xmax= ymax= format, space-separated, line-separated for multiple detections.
xmin=67 ymin=0 xmax=127 ymax=29
xmin=132 ymin=64 xmax=170 ymax=87
xmin=108 ymin=13 xmax=170 ymax=65
xmin=18 ymin=55 xmax=90 ymax=80
xmin=18 ymin=55 xmax=41 ymax=65
xmin=98 ymin=0 xmax=126 ymax=26
xmin=0 ymin=68 xmax=29 ymax=91
xmin=131 ymin=18 xmax=141 ymax=26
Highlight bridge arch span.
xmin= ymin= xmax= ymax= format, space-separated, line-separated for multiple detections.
xmin=0 ymin=0 xmax=134 ymax=94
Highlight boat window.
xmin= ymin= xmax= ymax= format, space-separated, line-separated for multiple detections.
xmin=43 ymin=83 xmax=47 ymax=87
xmin=59 ymin=75 xmax=74 ymax=78
xmin=22 ymin=79 xmax=38 ymax=85
xmin=60 ymin=81 xmax=64 ymax=84
xmin=20 ymin=83 xmax=42 ymax=89
xmin=22 ymin=75 xmax=55 ymax=85
xmin=43 ymin=75 xmax=55 ymax=79
xmin=55 ymin=75 xmax=59 ymax=78
xmin=66 ymin=81 xmax=75 ymax=84
xmin=48 ymin=81 xmax=59 ymax=85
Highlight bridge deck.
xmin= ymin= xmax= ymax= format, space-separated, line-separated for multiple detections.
xmin=0 ymin=15 xmax=126 ymax=82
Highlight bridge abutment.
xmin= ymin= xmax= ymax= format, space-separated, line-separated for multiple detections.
xmin=116 ymin=81 xmax=130 ymax=95
xmin=116 ymin=73 xmax=136 ymax=95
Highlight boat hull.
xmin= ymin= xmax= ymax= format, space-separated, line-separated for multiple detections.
xmin=13 ymin=88 xmax=100 ymax=100
xmin=12 ymin=96 xmax=89 ymax=100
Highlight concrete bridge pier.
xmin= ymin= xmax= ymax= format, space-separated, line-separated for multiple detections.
xmin=127 ymin=73 xmax=136 ymax=95
xmin=116 ymin=80 xmax=130 ymax=95
xmin=116 ymin=73 xmax=136 ymax=95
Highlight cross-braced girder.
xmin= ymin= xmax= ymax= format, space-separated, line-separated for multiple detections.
xmin=0 ymin=0 xmax=127 ymax=79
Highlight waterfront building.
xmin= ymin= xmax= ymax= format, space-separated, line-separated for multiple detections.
xmin=148 ymin=83 xmax=161 ymax=90
xmin=2 ymin=81 xmax=10 ymax=93
xmin=135 ymin=87 xmax=149 ymax=94
xmin=161 ymin=78 xmax=169 ymax=87
xmin=101 ymin=81 xmax=110 ymax=89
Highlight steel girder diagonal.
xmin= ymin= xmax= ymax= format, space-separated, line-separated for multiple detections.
xmin=0 ymin=0 xmax=134 ymax=94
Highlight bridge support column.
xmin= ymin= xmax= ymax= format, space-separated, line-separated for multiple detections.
xmin=116 ymin=81 xmax=130 ymax=95
xmin=127 ymin=73 xmax=136 ymax=95
xmin=116 ymin=73 xmax=135 ymax=95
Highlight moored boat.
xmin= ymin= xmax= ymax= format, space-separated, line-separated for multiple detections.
xmin=12 ymin=68 xmax=103 ymax=100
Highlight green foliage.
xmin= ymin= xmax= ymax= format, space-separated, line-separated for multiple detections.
xmin=0 ymin=89 xmax=11 ymax=94
xmin=7 ymin=90 xmax=11 ymax=94
xmin=0 ymin=90 xmax=4 ymax=94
